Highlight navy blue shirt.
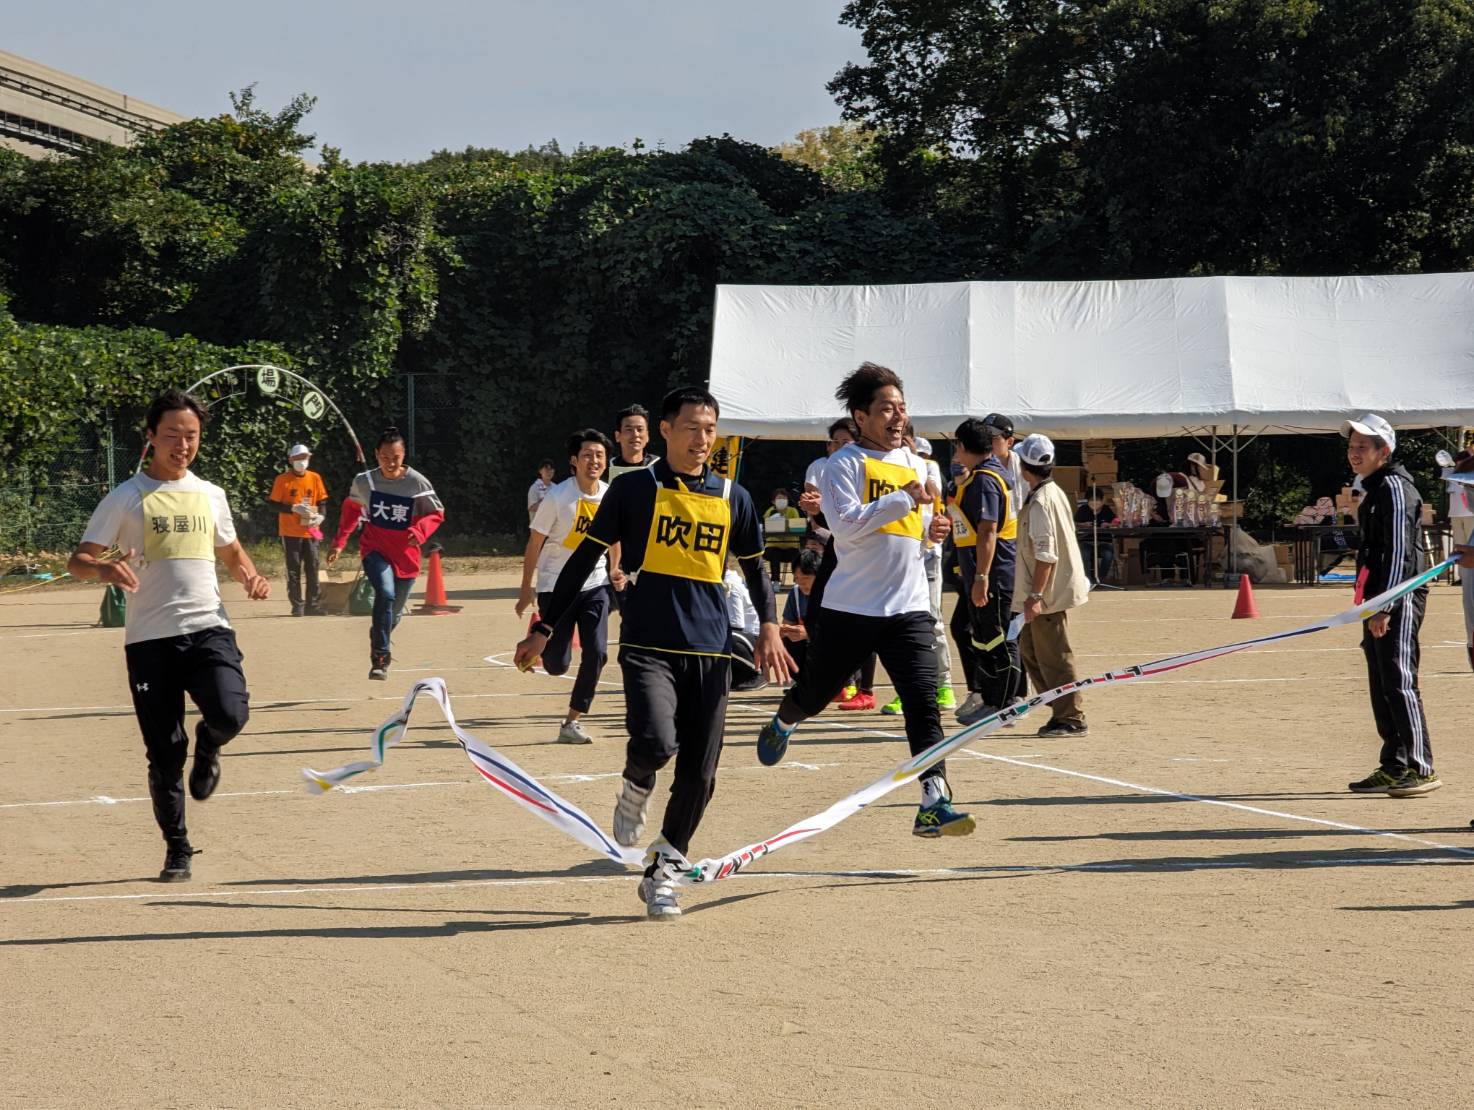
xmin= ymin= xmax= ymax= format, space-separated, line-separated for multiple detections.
xmin=956 ymin=460 xmax=1017 ymax=600
xmin=587 ymin=460 xmax=764 ymax=655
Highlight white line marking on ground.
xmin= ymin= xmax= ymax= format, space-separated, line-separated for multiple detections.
xmin=955 ymin=749 xmax=1474 ymax=859
xmin=725 ymin=703 xmax=1474 ymax=861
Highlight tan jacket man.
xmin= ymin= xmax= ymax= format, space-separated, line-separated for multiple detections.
xmin=1012 ymin=433 xmax=1090 ymax=737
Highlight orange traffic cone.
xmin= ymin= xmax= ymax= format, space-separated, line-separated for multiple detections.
xmin=413 ymin=549 xmax=462 ymax=615
xmin=1231 ymin=574 xmax=1259 ymax=619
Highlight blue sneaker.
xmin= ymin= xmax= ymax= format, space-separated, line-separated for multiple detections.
xmin=757 ymin=716 xmax=795 ymax=766
xmin=912 ymin=800 xmax=976 ymax=838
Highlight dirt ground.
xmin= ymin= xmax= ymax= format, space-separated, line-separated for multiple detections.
xmin=2 ymin=569 xmax=1471 ymax=1109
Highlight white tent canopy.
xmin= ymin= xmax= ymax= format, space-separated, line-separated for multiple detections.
xmin=708 ymin=274 xmax=1474 ymax=440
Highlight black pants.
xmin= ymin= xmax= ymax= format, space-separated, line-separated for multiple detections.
xmin=282 ymin=536 xmax=322 ymax=610
xmin=803 ymin=537 xmax=877 ymax=692
xmin=779 ymin=608 xmax=946 ymax=783
xmin=1361 ymin=590 xmax=1434 ymax=776
xmin=538 ymin=586 xmax=610 ymax=714
xmin=951 ymin=587 xmax=1022 ymax=708
xmin=124 ymin=627 xmax=250 ymax=847
xmin=620 ymin=647 xmax=731 ymax=857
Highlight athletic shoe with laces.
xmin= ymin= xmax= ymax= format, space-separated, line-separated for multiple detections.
xmin=880 ymin=696 xmax=903 ymax=716
xmin=832 ymin=684 xmax=857 ymax=704
xmin=936 ymin=685 xmax=957 ymax=710
xmin=1037 ymin=720 xmax=1089 ymax=738
xmin=557 ymin=719 xmax=593 ymax=745
xmin=757 ymin=716 xmax=794 ymax=766
xmin=159 ymin=843 xmax=198 ymax=882
xmin=956 ymin=700 xmax=1000 ymax=727
xmin=368 ymin=652 xmax=391 ymax=681
xmin=1388 ymin=770 xmax=1443 ymax=798
xmin=954 ymin=692 xmax=983 ymax=720
xmin=912 ymin=800 xmax=976 ymax=838
xmin=188 ymin=744 xmax=221 ymax=802
xmin=1348 ymin=768 xmax=1401 ymax=794
xmin=638 ymin=839 xmax=688 ymax=921
xmin=837 ymin=690 xmax=876 ymax=712
xmin=613 ymin=778 xmax=653 ymax=846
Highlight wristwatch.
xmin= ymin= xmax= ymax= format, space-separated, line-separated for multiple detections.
xmin=531 ymin=620 xmax=554 ymax=638
xmin=1027 ymin=592 xmax=1045 ymax=602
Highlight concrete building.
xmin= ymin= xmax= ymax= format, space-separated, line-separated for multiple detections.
xmin=0 ymin=50 xmax=185 ymax=158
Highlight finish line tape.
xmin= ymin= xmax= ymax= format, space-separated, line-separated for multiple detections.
xmin=303 ymin=557 xmax=1453 ymax=886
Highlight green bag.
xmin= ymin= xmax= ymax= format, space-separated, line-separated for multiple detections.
xmin=99 ymin=584 xmax=127 ymax=628
xmin=348 ymin=574 xmax=375 ymax=616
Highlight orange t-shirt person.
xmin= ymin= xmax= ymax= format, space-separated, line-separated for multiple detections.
xmin=269 ymin=446 xmax=329 ymax=540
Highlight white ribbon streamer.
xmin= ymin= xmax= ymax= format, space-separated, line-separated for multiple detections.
xmin=304 ymin=556 xmax=1454 ymax=886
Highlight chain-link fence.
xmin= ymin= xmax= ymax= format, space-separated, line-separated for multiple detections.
xmin=0 ymin=440 xmax=135 ymax=555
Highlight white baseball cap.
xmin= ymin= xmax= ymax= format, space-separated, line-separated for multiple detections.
xmin=1016 ymin=433 xmax=1056 ymax=467
xmin=913 ymin=436 xmax=933 ymax=457
xmin=1341 ymin=413 xmax=1396 ymax=453
xmin=288 ymin=443 xmax=312 ymax=459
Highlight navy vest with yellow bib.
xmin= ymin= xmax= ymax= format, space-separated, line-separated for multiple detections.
xmin=588 ymin=460 xmax=764 ymax=656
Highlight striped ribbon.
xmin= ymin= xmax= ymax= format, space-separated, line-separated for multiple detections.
xmin=303 ymin=555 xmax=1455 ymax=886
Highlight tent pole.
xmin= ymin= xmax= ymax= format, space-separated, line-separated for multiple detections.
xmin=1230 ymin=425 xmax=1240 ymax=578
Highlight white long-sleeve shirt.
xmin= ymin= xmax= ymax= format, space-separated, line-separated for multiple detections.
xmin=819 ymin=443 xmax=931 ymax=617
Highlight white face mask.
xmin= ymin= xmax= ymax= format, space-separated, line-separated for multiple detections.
xmin=291 ymin=459 xmax=308 ymax=473
xmin=773 ymin=498 xmax=788 ymax=510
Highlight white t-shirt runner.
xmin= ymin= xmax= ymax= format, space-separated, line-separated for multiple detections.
xmin=819 ymin=443 xmax=931 ymax=617
xmin=530 ymin=476 xmax=611 ymax=593
xmin=81 ymin=471 xmax=237 ymax=646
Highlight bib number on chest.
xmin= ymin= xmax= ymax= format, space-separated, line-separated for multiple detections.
xmin=563 ymin=498 xmax=600 ymax=550
xmin=643 ymin=486 xmax=731 ymax=582
xmin=863 ymin=457 xmax=923 ymax=540
xmin=142 ymin=490 xmax=215 ymax=562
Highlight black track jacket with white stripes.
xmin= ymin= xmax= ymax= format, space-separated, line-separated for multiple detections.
xmin=1356 ymin=463 xmax=1427 ymax=610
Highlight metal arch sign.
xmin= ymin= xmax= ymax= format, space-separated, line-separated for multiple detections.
xmin=137 ymin=363 xmax=367 ymax=470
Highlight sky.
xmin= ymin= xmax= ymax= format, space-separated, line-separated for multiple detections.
xmin=9 ymin=1 xmax=868 ymax=162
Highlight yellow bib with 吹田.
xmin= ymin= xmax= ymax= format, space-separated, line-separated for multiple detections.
xmin=642 ymin=484 xmax=731 ymax=583
xmin=142 ymin=489 xmax=215 ymax=562
xmin=862 ymin=456 xmax=923 ymax=540
xmin=562 ymin=498 xmax=600 ymax=550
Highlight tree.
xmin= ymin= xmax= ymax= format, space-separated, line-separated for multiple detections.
xmin=773 ymin=123 xmax=882 ymax=191
xmin=830 ymin=0 xmax=1474 ymax=277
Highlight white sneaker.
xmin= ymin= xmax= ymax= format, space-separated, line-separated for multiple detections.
xmin=954 ymin=692 xmax=983 ymax=720
xmin=638 ymin=839 xmax=687 ymax=921
xmin=613 ymin=778 xmax=653 ymax=847
xmin=557 ymin=719 xmax=593 ymax=744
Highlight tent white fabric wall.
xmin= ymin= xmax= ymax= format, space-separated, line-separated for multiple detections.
xmin=708 ymin=274 xmax=1474 ymax=439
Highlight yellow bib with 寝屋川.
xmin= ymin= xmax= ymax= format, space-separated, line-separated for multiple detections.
xmin=642 ymin=484 xmax=732 ymax=583
xmin=862 ymin=456 xmax=923 ymax=540
xmin=562 ymin=497 xmax=600 ymax=550
xmin=142 ymin=489 xmax=215 ymax=562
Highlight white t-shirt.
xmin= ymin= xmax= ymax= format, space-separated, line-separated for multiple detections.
xmin=81 ymin=471 xmax=237 ymax=646
xmin=804 ymin=455 xmax=828 ymax=492
xmin=819 ymin=443 xmax=931 ymax=618
xmin=530 ymin=477 xmax=610 ymax=593
xmin=723 ymin=567 xmax=761 ymax=635
xmin=921 ymin=458 xmax=943 ymax=563
xmin=527 ymin=477 xmax=552 ymax=516
xmin=996 ymin=450 xmax=1028 ymax=507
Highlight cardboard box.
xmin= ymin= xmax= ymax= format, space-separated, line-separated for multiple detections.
xmin=1053 ymin=465 xmax=1084 ymax=500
